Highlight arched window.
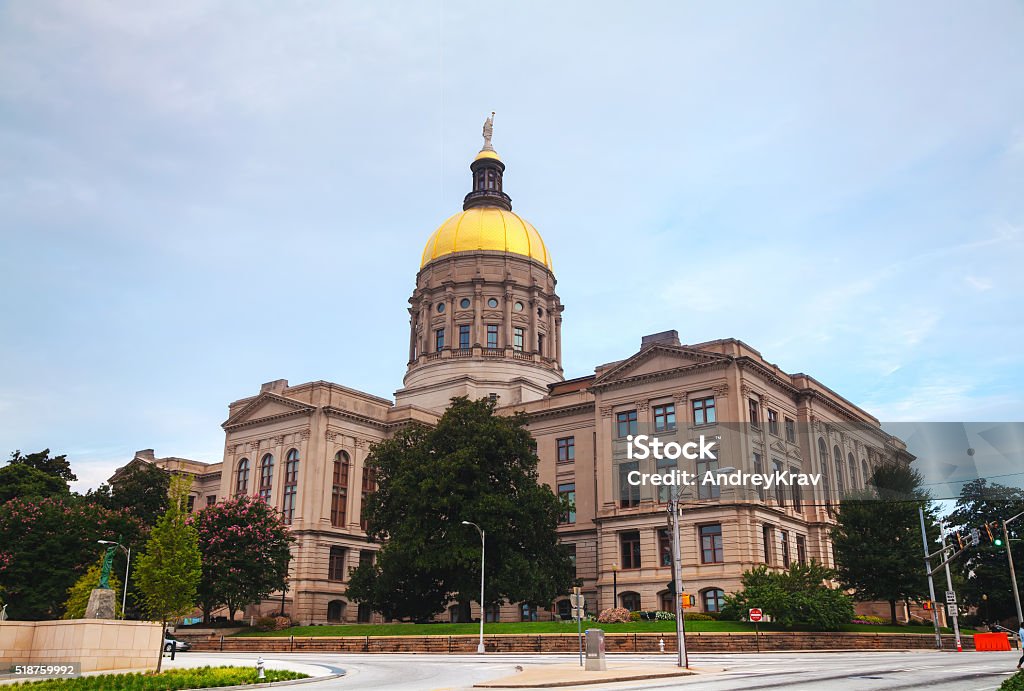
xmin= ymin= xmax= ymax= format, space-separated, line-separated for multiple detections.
xmin=659 ymin=591 xmax=674 ymax=613
xmin=848 ymin=452 xmax=857 ymax=489
xmin=620 ymin=591 xmax=641 ymax=612
xmin=818 ymin=438 xmax=831 ymax=506
xmin=833 ymin=445 xmax=845 ymax=497
xmin=282 ymin=449 xmax=299 ymax=524
xmin=236 ymin=458 xmax=250 ymax=496
xmin=360 ymin=465 xmax=377 ymax=532
xmin=862 ymin=459 xmax=870 ymax=486
xmin=702 ymin=588 xmax=726 ymax=613
xmin=332 ymin=451 xmax=350 ymax=527
xmin=327 ymin=600 xmax=345 ymax=622
xmin=259 ymin=454 xmax=274 ymax=501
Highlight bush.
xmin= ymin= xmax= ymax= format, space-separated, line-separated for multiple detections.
xmin=683 ymin=612 xmax=714 ymax=621
xmin=654 ymin=610 xmax=676 ymax=621
xmin=851 ymin=615 xmax=887 ymax=625
xmin=7 ymin=666 xmax=307 ymax=689
xmin=629 ymin=611 xmax=641 ymax=622
xmin=1000 ymin=671 xmax=1024 ymax=691
xmin=254 ymin=616 xmax=278 ymax=632
xmin=596 ymin=607 xmax=631 ymax=624
xmin=273 ymin=616 xmax=292 ymax=630
xmin=720 ymin=561 xmax=854 ymax=631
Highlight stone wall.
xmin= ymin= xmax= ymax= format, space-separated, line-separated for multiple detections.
xmin=184 ymin=631 xmax=973 ymax=654
xmin=0 ymin=620 xmax=162 ymax=673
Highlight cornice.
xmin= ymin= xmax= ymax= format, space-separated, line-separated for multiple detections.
xmin=591 ymin=359 xmax=731 ymax=393
xmin=522 ymin=401 xmax=595 ymax=422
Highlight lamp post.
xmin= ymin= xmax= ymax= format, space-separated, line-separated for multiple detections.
xmin=97 ymin=540 xmax=131 ymax=619
xmin=462 ymin=521 xmax=486 ymax=654
xmin=1002 ymin=510 xmax=1024 ymax=625
xmin=611 ymin=564 xmax=618 ymax=609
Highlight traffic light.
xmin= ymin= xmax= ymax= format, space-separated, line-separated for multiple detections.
xmin=991 ymin=521 xmax=1005 ymax=547
xmin=922 ymin=601 xmax=933 ymax=611
xmin=954 ymin=532 xmax=967 ymax=550
xmin=982 ymin=522 xmax=996 ymax=545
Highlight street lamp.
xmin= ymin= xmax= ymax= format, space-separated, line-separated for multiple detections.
xmin=611 ymin=564 xmax=618 ymax=608
xmin=97 ymin=540 xmax=131 ymax=619
xmin=1002 ymin=511 xmax=1024 ymax=625
xmin=461 ymin=521 xmax=486 ymax=654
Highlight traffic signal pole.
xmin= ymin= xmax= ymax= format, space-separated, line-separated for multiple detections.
xmin=1003 ymin=515 xmax=1024 ymax=625
xmin=939 ymin=527 xmax=962 ymax=651
xmin=919 ymin=507 xmax=944 ymax=650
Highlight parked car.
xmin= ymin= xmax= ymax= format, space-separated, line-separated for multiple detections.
xmin=164 ymin=634 xmax=191 ymax=652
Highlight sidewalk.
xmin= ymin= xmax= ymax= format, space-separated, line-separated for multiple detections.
xmin=474 ymin=662 xmax=698 ymax=688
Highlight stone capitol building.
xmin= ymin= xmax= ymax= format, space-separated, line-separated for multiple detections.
xmin=113 ymin=118 xmax=913 ymax=625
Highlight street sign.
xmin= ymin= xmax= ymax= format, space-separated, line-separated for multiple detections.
xmin=947 ymin=604 xmax=959 ymax=617
xmin=970 ymin=528 xmax=981 ymax=546
xmin=749 ymin=608 xmax=763 ymax=622
xmin=573 ymin=607 xmax=584 ymax=619
xmin=945 ymin=591 xmax=957 ymax=604
xmin=570 ymin=594 xmax=580 ymax=608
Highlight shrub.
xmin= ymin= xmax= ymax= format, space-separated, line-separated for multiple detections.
xmin=254 ymin=616 xmax=278 ymax=632
xmin=7 ymin=666 xmax=307 ymax=689
xmin=851 ymin=615 xmax=887 ymax=625
xmin=654 ymin=610 xmax=676 ymax=621
xmin=629 ymin=611 xmax=641 ymax=622
xmin=683 ymin=612 xmax=713 ymax=621
xmin=273 ymin=616 xmax=292 ymax=630
xmin=596 ymin=607 xmax=631 ymax=624
xmin=1000 ymin=671 xmax=1024 ymax=691
xmin=720 ymin=561 xmax=854 ymax=631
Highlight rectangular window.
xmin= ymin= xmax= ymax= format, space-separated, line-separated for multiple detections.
xmin=282 ymin=485 xmax=297 ymax=524
xmin=558 ymin=482 xmax=576 ymax=524
xmin=206 ymin=495 xmax=216 ymax=507
xmin=360 ymin=468 xmax=376 ymax=531
xmin=796 ymin=535 xmax=807 ymax=566
xmin=359 ymin=549 xmax=375 ymax=567
xmin=658 ymin=528 xmax=672 ymax=567
xmin=768 ymin=409 xmax=779 ymax=436
xmin=753 ymin=452 xmax=765 ymax=501
xmin=557 ymin=436 xmax=575 ymax=463
xmin=513 ymin=327 xmax=524 ymax=352
xmin=620 ymin=531 xmax=642 ymax=569
xmin=435 ymin=328 xmax=445 ymax=352
xmin=790 ymin=465 xmax=801 ymax=510
xmin=459 ymin=324 xmax=471 ymax=350
xmin=486 ymin=324 xmax=499 ymax=349
xmin=763 ymin=525 xmax=773 ymax=565
xmin=780 ymin=530 xmax=790 ymax=567
xmin=653 ymin=403 xmax=676 ymax=432
xmin=700 ymin=524 xmax=724 ymax=564
xmin=656 ymin=457 xmax=676 ymax=503
xmin=616 ymin=410 xmax=638 ymax=438
xmin=785 ymin=417 xmax=796 ymax=443
xmin=186 ymin=495 xmax=195 ymax=512
xmin=328 ymin=547 xmax=346 ymax=581
xmin=697 ymin=458 xmax=720 ymax=499
xmin=537 ymin=333 xmax=545 ymax=355
xmin=692 ymin=397 xmax=716 ymax=425
xmin=772 ymin=459 xmax=785 ymax=506
xmin=331 ymin=487 xmax=347 ymax=527
xmin=749 ymin=398 xmax=760 ymax=428
xmin=619 ymin=461 xmax=640 ymax=508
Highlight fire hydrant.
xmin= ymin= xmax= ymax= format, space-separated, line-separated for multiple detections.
xmin=659 ymin=638 xmax=665 ymax=653
xmin=256 ymin=657 xmax=266 ymax=680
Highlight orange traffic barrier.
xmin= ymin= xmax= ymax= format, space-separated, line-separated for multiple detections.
xmin=973 ymin=633 xmax=1011 ymax=651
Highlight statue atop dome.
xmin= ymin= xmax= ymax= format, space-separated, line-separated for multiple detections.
xmin=481 ymin=112 xmax=495 ymax=152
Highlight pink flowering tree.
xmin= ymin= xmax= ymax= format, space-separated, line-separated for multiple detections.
xmin=188 ymin=495 xmax=294 ymax=622
xmin=0 ymin=496 xmax=142 ymax=620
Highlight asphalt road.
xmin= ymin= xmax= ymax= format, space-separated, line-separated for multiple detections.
xmin=176 ymin=650 xmax=1021 ymax=690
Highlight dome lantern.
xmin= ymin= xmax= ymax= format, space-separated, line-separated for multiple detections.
xmin=463 ymin=112 xmax=512 ymax=212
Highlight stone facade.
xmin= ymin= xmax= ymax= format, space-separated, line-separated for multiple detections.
xmin=110 ymin=128 xmax=913 ymax=626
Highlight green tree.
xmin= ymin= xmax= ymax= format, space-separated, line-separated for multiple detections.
xmin=133 ymin=476 xmax=201 ymax=671
xmin=721 ymin=561 xmax=854 ymax=630
xmin=62 ymin=556 xmax=123 ymax=619
xmin=831 ymin=463 xmax=937 ymax=624
xmin=347 ymin=397 xmax=574 ymax=621
xmin=189 ymin=495 xmax=293 ymax=622
xmin=0 ymin=496 xmax=142 ymax=620
xmin=8 ymin=449 xmax=77 ymax=483
xmin=946 ymin=478 xmax=1024 ymax=624
xmin=87 ymin=462 xmax=170 ymax=528
xmin=0 ymin=463 xmax=69 ymax=504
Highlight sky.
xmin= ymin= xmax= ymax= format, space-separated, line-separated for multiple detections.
xmin=1 ymin=1 xmax=1022 ymax=494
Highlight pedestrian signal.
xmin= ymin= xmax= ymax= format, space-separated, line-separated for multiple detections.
xmin=922 ymin=601 xmax=933 ymax=611
xmin=680 ymin=594 xmax=696 ymax=609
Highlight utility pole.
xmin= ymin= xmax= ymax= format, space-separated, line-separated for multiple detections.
xmin=668 ymin=484 xmax=688 ymax=668
xmin=919 ymin=507 xmax=943 ymax=650
xmin=939 ymin=525 xmax=962 ymax=652
xmin=1003 ymin=514 xmax=1024 ymax=625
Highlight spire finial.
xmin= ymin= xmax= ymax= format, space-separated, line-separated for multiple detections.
xmin=481 ymin=111 xmax=495 ymax=152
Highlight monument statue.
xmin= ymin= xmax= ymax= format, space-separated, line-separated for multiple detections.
xmin=98 ymin=542 xmax=116 ymax=589
xmin=481 ymin=111 xmax=495 ymax=151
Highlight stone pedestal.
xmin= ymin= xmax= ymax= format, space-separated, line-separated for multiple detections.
xmin=84 ymin=589 xmax=116 ymax=619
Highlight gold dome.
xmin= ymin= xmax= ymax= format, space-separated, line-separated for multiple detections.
xmin=474 ymin=149 xmax=502 ymax=162
xmin=420 ymin=207 xmax=552 ymax=270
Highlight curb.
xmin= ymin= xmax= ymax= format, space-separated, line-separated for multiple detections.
xmin=182 ymin=672 xmax=346 ymax=690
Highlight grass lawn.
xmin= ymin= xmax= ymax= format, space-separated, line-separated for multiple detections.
xmin=237 ymin=620 xmax=967 ymax=637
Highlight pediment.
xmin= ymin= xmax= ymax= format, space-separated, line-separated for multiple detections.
xmin=594 ymin=345 xmax=730 ymax=387
xmin=223 ymin=393 xmax=315 ymax=430
xmin=769 ymin=439 xmax=802 ymax=461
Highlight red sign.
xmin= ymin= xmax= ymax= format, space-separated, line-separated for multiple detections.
xmin=749 ymin=608 xmax=763 ymax=622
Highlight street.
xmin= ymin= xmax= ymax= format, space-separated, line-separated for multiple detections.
xmin=172 ymin=650 xmax=1021 ymax=690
